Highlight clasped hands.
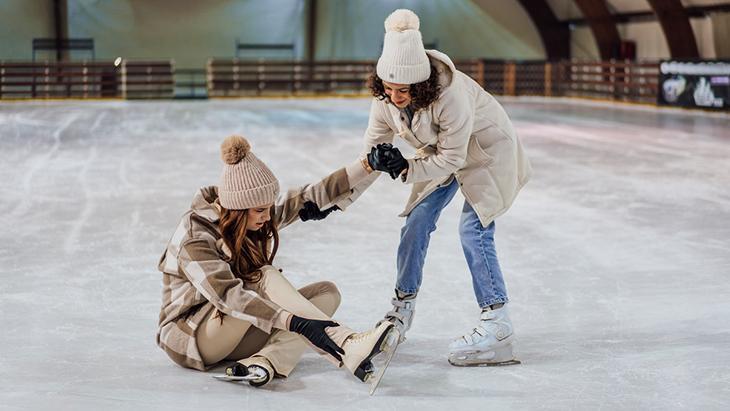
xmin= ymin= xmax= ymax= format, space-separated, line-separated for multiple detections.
xmin=299 ymin=143 xmax=408 ymax=222
xmin=367 ymin=143 xmax=408 ymax=180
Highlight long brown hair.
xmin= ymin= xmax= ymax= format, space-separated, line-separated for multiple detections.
xmin=368 ymin=65 xmax=442 ymax=111
xmin=218 ymin=206 xmax=279 ymax=284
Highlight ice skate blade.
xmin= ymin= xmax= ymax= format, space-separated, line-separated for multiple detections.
xmin=448 ymin=344 xmax=520 ymax=367
xmin=211 ymin=374 xmax=263 ymax=382
xmin=368 ymin=328 xmax=400 ymax=396
xmin=448 ymin=357 xmax=521 ymax=367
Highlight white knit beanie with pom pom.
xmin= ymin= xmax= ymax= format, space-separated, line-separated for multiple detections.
xmin=377 ymin=9 xmax=430 ymax=84
xmin=218 ymin=135 xmax=279 ymax=210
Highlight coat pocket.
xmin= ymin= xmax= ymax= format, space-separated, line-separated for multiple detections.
xmin=466 ymin=136 xmax=494 ymax=166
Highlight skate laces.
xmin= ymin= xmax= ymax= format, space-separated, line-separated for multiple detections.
xmin=349 ymin=322 xmax=390 ymax=342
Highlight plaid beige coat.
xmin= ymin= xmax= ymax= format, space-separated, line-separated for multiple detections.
xmin=156 ymin=161 xmax=368 ymax=370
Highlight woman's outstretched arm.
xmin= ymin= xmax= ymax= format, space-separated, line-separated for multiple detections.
xmin=272 ymin=159 xmax=371 ymax=230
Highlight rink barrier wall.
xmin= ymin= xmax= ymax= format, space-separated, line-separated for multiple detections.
xmin=205 ymin=59 xmax=659 ymax=104
xmin=205 ymin=59 xmax=486 ymax=97
xmin=0 ymin=58 xmax=691 ymax=108
xmin=0 ymin=60 xmax=174 ymax=99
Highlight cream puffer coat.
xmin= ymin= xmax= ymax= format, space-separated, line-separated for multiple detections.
xmin=338 ymin=50 xmax=531 ymax=227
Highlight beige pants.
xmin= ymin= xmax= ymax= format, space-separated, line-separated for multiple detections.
xmin=197 ymin=266 xmax=353 ymax=377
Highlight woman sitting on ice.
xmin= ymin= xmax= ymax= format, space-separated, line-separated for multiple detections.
xmin=156 ymin=135 xmax=396 ymax=386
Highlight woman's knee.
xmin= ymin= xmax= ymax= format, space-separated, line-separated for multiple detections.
xmin=299 ymin=281 xmax=341 ymax=316
xmin=458 ymin=217 xmax=474 ymax=242
xmin=402 ymin=210 xmax=438 ymax=240
xmin=319 ymin=281 xmax=341 ymax=311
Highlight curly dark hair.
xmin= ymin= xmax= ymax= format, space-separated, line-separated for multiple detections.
xmin=368 ymin=65 xmax=441 ymax=111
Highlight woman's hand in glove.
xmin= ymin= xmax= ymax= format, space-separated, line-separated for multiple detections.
xmin=298 ymin=201 xmax=340 ymax=222
xmin=288 ymin=315 xmax=345 ymax=361
xmin=384 ymin=147 xmax=408 ymax=178
xmin=367 ymin=144 xmax=398 ymax=179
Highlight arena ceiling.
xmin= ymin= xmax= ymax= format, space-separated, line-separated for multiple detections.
xmin=498 ymin=0 xmax=730 ymax=59
xmin=45 ymin=0 xmax=730 ymax=61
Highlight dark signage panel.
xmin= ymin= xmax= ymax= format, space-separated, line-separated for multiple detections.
xmin=658 ymin=60 xmax=730 ymax=110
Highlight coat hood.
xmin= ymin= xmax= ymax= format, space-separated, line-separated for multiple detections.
xmin=425 ymin=49 xmax=457 ymax=89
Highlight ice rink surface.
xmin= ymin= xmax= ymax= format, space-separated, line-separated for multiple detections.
xmin=1 ymin=97 xmax=728 ymax=410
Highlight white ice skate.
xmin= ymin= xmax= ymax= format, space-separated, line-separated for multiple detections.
xmin=341 ymin=321 xmax=399 ymax=388
xmin=212 ymin=359 xmax=273 ymax=387
xmin=448 ymin=306 xmax=521 ymax=367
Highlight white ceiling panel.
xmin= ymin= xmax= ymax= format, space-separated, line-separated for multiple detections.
xmin=605 ymin=0 xmax=651 ymax=14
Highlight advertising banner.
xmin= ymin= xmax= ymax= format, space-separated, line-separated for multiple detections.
xmin=658 ymin=60 xmax=730 ymax=110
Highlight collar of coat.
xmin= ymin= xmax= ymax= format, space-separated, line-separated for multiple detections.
xmin=189 ymin=186 xmax=234 ymax=258
xmin=190 ymin=185 xmax=222 ymax=223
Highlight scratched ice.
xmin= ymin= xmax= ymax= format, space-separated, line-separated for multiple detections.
xmin=1 ymin=98 xmax=728 ymax=410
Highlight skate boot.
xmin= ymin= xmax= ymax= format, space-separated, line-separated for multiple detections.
xmin=341 ymin=321 xmax=398 ymax=382
xmin=378 ymin=290 xmax=416 ymax=343
xmin=213 ymin=356 xmax=274 ymax=387
xmin=448 ymin=305 xmax=521 ymax=367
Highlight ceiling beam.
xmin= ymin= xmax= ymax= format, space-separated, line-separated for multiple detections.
xmin=646 ymin=0 xmax=699 ymax=58
xmin=306 ymin=0 xmax=317 ymax=61
xmin=572 ymin=0 xmax=622 ymax=60
xmin=516 ymin=0 xmax=571 ymax=59
xmin=53 ymin=0 xmax=68 ymax=61
xmin=563 ymin=4 xmax=730 ymax=26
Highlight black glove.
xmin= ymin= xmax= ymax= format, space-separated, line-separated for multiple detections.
xmin=288 ymin=315 xmax=345 ymax=362
xmin=299 ymin=201 xmax=340 ymax=222
xmin=367 ymin=144 xmax=398 ymax=179
xmin=384 ymin=147 xmax=408 ymax=179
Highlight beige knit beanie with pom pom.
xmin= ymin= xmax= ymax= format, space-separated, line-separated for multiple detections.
xmin=218 ymin=135 xmax=279 ymax=210
xmin=377 ymin=9 xmax=430 ymax=84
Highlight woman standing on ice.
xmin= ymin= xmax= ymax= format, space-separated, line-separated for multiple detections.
xmin=156 ymin=135 xmax=397 ymax=386
xmin=337 ymin=9 xmax=531 ymax=366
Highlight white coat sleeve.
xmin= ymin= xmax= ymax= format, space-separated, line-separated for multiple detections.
xmin=403 ymin=85 xmax=473 ymax=184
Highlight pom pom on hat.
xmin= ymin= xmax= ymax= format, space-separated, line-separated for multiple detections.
xmin=384 ymin=9 xmax=420 ymax=32
xmin=220 ymin=135 xmax=251 ymax=165
xmin=218 ymin=134 xmax=279 ymax=210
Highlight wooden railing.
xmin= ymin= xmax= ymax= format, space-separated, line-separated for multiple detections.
xmin=206 ymin=58 xmax=659 ymax=103
xmin=0 ymin=61 xmax=118 ymax=98
xmin=478 ymin=60 xmax=659 ymax=103
xmin=121 ymin=61 xmax=174 ymax=99
xmin=555 ymin=60 xmax=659 ymax=103
xmin=1 ymin=59 xmax=660 ymax=104
xmin=207 ymin=59 xmax=375 ymax=96
xmin=0 ymin=60 xmax=174 ymax=99
xmin=207 ymin=58 xmax=488 ymax=97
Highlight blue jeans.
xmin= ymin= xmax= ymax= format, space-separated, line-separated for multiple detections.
xmin=396 ymin=178 xmax=509 ymax=308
